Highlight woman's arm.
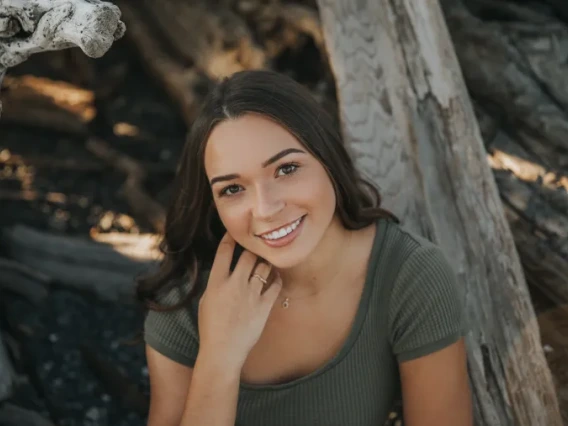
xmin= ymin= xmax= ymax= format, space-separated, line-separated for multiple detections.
xmin=399 ymin=338 xmax=473 ymax=426
xmin=180 ymin=348 xmax=241 ymax=426
xmin=146 ymin=345 xmax=241 ymax=426
xmin=146 ymin=345 xmax=193 ymax=426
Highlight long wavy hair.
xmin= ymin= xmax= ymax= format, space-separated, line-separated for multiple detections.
xmin=136 ymin=69 xmax=398 ymax=311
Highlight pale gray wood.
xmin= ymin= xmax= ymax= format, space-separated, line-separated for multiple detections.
xmin=0 ymin=0 xmax=125 ymax=114
xmin=316 ymin=0 xmax=562 ymax=425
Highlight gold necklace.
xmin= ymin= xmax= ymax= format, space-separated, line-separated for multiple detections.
xmin=279 ymin=292 xmax=317 ymax=309
xmin=279 ymin=231 xmax=354 ymax=309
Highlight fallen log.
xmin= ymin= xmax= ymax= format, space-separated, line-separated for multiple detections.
xmin=317 ymin=0 xmax=562 ymax=424
xmin=0 ymin=258 xmax=51 ymax=305
xmin=113 ymin=0 xmax=212 ymax=127
xmin=0 ymin=225 xmax=161 ymax=302
xmin=85 ymin=138 xmax=167 ymax=234
xmin=139 ymin=0 xmax=266 ymax=78
xmin=0 ymin=153 xmax=176 ymax=175
xmin=445 ymin=1 xmax=568 ymax=166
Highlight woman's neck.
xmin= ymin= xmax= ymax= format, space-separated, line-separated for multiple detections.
xmin=276 ymin=216 xmax=362 ymax=298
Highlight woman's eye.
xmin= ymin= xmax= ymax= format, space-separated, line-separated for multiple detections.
xmin=219 ymin=184 xmax=241 ymax=197
xmin=277 ymin=163 xmax=299 ymax=176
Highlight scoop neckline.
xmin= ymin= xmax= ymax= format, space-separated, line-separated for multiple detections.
xmin=239 ymin=217 xmax=388 ymax=392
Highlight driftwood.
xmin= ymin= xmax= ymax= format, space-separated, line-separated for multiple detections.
xmin=538 ymin=304 xmax=568 ymax=424
xmin=113 ymin=0 xmax=212 ymax=127
xmin=0 ymin=152 xmax=176 ymax=175
xmin=114 ymin=0 xmax=333 ymax=126
xmin=0 ymin=0 xmax=125 ymax=115
xmin=0 ymin=74 xmax=94 ymax=135
xmin=317 ymin=0 xmax=562 ymax=425
xmin=0 ymin=225 xmax=161 ymax=302
xmin=0 ymin=403 xmax=54 ymax=426
xmin=86 ymin=138 xmax=167 ymax=234
xmin=139 ymin=0 xmax=266 ymax=78
xmin=0 ymin=258 xmax=50 ymax=306
xmin=444 ymin=2 xmax=568 ymax=307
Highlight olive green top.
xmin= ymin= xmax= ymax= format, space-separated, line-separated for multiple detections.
xmin=144 ymin=217 xmax=468 ymax=426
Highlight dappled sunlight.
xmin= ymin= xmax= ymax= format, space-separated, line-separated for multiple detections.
xmin=487 ymin=149 xmax=568 ymax=190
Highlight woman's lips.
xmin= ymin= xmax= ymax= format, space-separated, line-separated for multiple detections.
xmin=257 ymin=215 xmax=305 ymax=248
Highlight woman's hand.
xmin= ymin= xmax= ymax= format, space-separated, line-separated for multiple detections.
xmin=197 ymin=232 xmax=282 ymax=371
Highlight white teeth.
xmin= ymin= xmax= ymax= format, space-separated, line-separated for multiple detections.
xmin=261 ymin=217 xmax=302 ymax=240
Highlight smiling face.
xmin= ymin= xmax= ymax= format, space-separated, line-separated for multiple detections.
xmin=204 ymin=113 xmax=337 ymax=268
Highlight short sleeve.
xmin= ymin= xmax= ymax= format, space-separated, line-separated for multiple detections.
xmin=388 ymin=245 xmax=467 ymax=362
xmin=144 ymin=279 xmax=201 ymax=367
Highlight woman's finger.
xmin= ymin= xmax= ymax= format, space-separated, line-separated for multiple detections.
xmin=209 ymin=232 xmax=235 ymax=283
xmin=233 ymin=249 xmax=258 ymax=280
xmin=249 ymin=261 xmax=272 ymax=294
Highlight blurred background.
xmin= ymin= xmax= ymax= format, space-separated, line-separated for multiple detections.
xmin=0 ymin=0 xmax=567 ymax=425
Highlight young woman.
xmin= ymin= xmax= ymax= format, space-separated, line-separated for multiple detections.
xmin=139 ymin=70 xmax=473 ymax=426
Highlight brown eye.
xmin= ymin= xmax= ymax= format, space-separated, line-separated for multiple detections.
xmin=219 ymin=184 xmax=242 ymax=197
xmin=276 ymin=163 xmax=299 ymax=177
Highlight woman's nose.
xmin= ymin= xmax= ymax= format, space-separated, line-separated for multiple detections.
xmin=253 ymin=184 xmax=285 ymax=220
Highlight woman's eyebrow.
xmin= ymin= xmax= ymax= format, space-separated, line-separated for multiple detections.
xmin=261 ymin=148 xmax=306 ymax=167
xmin=210 ymin=148 xmax=306 ymax=185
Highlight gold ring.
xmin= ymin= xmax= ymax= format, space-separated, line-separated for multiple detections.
xmin=251 ymin=273 xmax=268 ymax=285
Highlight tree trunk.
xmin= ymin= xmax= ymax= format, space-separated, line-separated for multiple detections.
xmin=316 ymin=0 xmax=562 ymax=425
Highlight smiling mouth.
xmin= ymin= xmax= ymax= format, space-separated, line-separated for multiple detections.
xmin=256 ymin=215 xmax=305 ymax=241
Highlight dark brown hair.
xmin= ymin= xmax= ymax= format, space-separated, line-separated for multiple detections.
xmin=136 ymin=69 xmax=398 ymax=311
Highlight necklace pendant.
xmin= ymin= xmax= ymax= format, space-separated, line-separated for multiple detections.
xmin=282 ymin=298 xmax=290 ymax=309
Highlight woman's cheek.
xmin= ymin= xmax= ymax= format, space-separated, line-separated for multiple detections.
xmin=217 ymin=201 xmax=248 ymax=233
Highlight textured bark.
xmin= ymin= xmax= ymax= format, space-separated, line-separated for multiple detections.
xmin=317 ymin=0 xmax=562 ymax=425
xmin=445 ymin=2 xmax=568 ymax=308
xmin=0 ymin=0 xmax=125 ymax=114
xmin=114 ymin=0 xmax=334 ymax=125
xmin=0 ymin=225 xmax=161 ymax=302
xmin=0 ymin=258 xmax=50 ymax=306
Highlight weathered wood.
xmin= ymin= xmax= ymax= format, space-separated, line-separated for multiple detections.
xmin=0 ymin=258 xmax=51 ymax=305
xmin=317 ymin=0 xmax=562 ymax=425
xmin=445 ymin=1 xmax=568 ymax=166
xmin=114 ymin=0 xmax=211 ymax=127
xmin=0 ymin=153 xmax=176 ymax=175
xmin=139 ymin=0 xmax=266 ymax=78
xmin=0 ymin=73 xmax=94 ymax=134
xmin=1 ymin=225 xmax=161 ymax=302
xmin=85 ymin=138 xmax=167 ymax=234
xmin=538 ymin=304 xmax=568 ymax=425
xmin=0 ymin=0 xmax=125 ymax=114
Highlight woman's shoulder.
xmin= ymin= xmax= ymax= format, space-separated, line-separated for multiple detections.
xmin=378 ymin=218 xmax=447 ymax=267
xmin=377 ymin=219 xmax=467 ymax=361
xmin=373 ymin=217 xmax=460 ymax=301
xmin=143 ymin=270 xmax=211 ymax=366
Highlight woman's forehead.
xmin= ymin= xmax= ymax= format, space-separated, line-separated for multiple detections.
xmin=204 ymin=114 xmax=306 ymax=171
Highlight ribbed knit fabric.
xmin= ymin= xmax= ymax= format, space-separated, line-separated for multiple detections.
xmin=144 ymin=217 xmax=467 ymax=426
